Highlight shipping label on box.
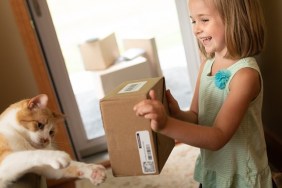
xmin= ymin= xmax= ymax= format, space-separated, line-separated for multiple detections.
xmin=100 ymin=77 xmax=175 ymax=177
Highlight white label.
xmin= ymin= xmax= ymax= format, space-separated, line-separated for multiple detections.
xmin=136 ymin=131 xmax=156 ymax=174
xmin=118 ymin=81 xmax=147 ymax=94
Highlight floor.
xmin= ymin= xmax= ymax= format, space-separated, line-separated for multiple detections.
xmin=75 ymin=144 xmax=200 ymax=188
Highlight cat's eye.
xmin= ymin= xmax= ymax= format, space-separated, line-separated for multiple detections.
xmin=37 ymin=122 xmax=45 ymax=130
xmin=49 ymin=130 xmax=55 ymax=137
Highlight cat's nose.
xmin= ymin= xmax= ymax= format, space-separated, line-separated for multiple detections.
xmin=40 ymin=137 xmax=49 ymax=144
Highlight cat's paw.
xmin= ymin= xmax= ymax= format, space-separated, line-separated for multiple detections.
xmin=47 ymin=151 xmax=71 ymax=169
xmin=80 ymin=164 xmax=107 ymax=186
xmin=89 ymin=165 xmax=107 ymax=186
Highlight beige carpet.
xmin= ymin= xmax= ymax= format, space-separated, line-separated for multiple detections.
xmin=75 ymin=144 xmax=200 ymax=188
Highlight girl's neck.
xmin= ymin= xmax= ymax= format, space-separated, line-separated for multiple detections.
xmin=211 ymin=54 xmax=238 ymax=75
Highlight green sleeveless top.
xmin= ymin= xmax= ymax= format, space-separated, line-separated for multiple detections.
xmin=194 ymin=57 xmax=272 ymax=187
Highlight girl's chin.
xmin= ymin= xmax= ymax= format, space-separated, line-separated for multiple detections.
xmin=204 ymin=48 xmax=215 ymax=54
xmin=205 ymin=44 xmax=219 ymax=53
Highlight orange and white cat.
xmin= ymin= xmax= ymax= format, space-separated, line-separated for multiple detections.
xmin=0 ymin=94 xmax=106 ymax=188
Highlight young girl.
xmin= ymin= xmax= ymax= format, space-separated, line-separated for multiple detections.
xmin=133 ymin=0 xmax=273 ymax=187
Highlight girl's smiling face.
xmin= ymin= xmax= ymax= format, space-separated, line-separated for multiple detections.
xmin=189 ymin=0 xmax=226 ymax=57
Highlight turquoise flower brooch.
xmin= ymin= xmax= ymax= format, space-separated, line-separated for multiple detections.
xmin=214 ymin=69 xmax=231 ymax=89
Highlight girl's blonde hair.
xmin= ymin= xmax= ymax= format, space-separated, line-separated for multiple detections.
xmin=199 ymin=0 xmax=265 ymax=59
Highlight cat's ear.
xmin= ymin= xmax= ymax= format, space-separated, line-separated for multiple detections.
xmin=53 ymin=112 xmax=66 ymax=122
xmin=28 ymin=94 xmax=48 ymax=110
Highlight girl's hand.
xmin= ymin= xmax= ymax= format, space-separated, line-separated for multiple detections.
xmin=133 ymin=90 xmax=168 ymax=132
xmin=166 ymin=89 xmax=181 ymax=118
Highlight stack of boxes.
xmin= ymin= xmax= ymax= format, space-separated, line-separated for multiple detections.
xmin=79 ymin=33 xmax=161 ymax=98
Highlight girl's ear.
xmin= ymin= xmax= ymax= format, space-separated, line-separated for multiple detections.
xmin=27 ymin=94 xmax=48 ymax=110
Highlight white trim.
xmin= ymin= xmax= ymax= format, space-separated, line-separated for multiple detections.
xmin=27 ymin=0 xmax=107 ymax=160
xmin=175 ymin=0 xmax=200 ymax=91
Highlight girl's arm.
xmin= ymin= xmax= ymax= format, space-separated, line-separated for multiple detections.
xmin=134 ymin=67 xmax=261 ymax=151
xmin=165 ymin=61 xmax=205 ymax=124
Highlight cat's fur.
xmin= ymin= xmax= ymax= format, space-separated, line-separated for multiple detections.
xmin=0 ymin=94 xmax=106 ymax=188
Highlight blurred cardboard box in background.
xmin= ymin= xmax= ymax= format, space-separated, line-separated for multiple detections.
xmin=92 ymin=56 xmax=151 ymax=99
xmin=79 ymin=33 xmax=120 ymax=70
xmin=123 ymin=37 xmax=162 ymax=77
xmin=100 ymin=77 xmax=175 ymax=177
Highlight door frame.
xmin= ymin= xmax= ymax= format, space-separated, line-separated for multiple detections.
xmin=10 ymin=0 xmax=77 ymax=187
xmin=10 ymin=0 xmax=107 ymax=160
xmin=9 ymin=0 xmax=76 ymax=158
xmin=26 ymin=0 xmax=108 ymax=159
xmin=175 ymin=0 xmax=200 ymax=90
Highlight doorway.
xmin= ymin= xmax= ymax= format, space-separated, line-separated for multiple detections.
xmin=27 ymin=0 xmax=199 ymax=159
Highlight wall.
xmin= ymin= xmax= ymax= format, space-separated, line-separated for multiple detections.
xmin=0 ymin=1 xmax=38 ymax=112
xmin=258 ymin=0 xmax=282 ymax=139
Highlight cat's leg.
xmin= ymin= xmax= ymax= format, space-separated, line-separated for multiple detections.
xmin=63 ymin=161 xmax=107 ymax=185
xmin=0 ymin=150 xmax=71 ymax=187
xmin=37 ymin=161 xmax=107 ymax=186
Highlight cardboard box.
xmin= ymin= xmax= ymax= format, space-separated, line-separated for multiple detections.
xmin=92 ymin=56 xmax=152 ymax=99
xmin=100 ymin=77 xmax=175 ymax=176
xmin=123 ymin=37 xmax=163 ymax=77
xmin=79 ymin=33 xmax=120 ymax=70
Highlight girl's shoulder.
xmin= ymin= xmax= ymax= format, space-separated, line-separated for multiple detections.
xmin=229 ymin=58 xmax=261 ymax=100
xmin=230 ymin=57 xmax=259 ymax=72
xmin=228 ymin=57 xmax=261 ymax=85
xmin=200 ymin=58 xmax=214 ymax=74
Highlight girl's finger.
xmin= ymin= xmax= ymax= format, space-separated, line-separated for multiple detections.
xmin=133 ymin=99 xmax=150 ymax=111
xmin=149 ymin=90 xmax=157 ymax=100
xmin=134 ymin=102 xmax=152 ymax=115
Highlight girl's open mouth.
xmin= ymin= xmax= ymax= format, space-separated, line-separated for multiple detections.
xmin=202 ymin=37 xmax=212 ymax=45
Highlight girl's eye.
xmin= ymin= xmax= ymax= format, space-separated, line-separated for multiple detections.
xmin=190 ymin=18 xmax=208 ymax=25
xmin=49 ymin=130 xmax=55 ymax=137
xmin=201 ymin=19 xmax=209 ymax=23
xmin=190 ymin=18 xmax=196 ymax=24
xmin=37 ymin=122 xmax=45 ymax=130
xmin=189 ymin=17 xmax=195 ymax=24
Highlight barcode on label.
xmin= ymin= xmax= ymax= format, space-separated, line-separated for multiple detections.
xmin=146 ymin=144 xmax=153 ymax=160
xmin=136 ymin=131 xmax=156 ymax=174
xmin=118 ymin=81 xmax=147 ymax=94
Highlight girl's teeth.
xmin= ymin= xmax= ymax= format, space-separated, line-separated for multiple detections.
xmin=203 ymin=37 xmax=211 ymax=45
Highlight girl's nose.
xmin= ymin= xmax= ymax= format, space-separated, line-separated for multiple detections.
xmin=193 ymin=23 xmax=202 ymax=36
